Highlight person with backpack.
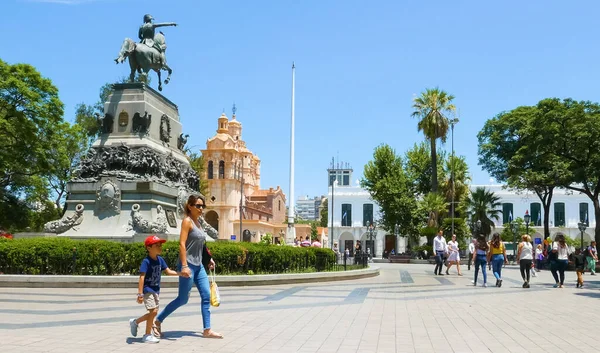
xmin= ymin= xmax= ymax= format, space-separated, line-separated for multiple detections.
xmin=550 ymin=233 xmax=571 ymax=288
xmin=586 ymin=241 xmax=598 ymax=275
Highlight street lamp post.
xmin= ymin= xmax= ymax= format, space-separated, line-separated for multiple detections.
xmin=449 ymin=117 xmax=459 ymax=236
xmin=578 ymin=222 xmax=587 ymax=250
xmin=511 ymin=221 xmax=519 ymax=264
xmin=524 ymin=210 xmax=531 ymax=235
xmin=394 ymin=224 xmax=399 ymax=255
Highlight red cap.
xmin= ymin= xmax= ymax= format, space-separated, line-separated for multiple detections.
xmin=144 ymin=235 xmax=167 ymax=247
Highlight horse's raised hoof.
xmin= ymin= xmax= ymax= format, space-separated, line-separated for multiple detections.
xmin=164 ymin=79 xmax=170 ymax=85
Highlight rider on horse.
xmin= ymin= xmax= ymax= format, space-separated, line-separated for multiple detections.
xmin=138 ymin=14 xmax=176 ymax=66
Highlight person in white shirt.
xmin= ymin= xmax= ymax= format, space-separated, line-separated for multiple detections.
xmin=445 ymin=234 xmax=462 ymax=276
xmin=468 ymin=240 xmax=476 ymax=271
xmin=517 ymin=234 xmax=534 ymax=288
xmin=433 ymin=230 xmax=447 ymax=275
xmin=551 ymin=233 xmax=571 ymax=288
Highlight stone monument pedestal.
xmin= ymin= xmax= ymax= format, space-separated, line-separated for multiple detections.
xmin=29 ymin=83 xmax=205 ymax=242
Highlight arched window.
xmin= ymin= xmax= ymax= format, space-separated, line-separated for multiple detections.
xmin=218 ymin=160 xmax=225 ymax=179
xmin=207 ymin=161 xmax=214 ymax=179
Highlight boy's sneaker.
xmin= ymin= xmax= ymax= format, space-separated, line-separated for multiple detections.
xmin=482 ymin=283 xmax=487 ymax=288
xmin=129 ymin=318 xmax=138 ymax=337
xmin=498 ymin=279 xmax=503 ymax=287
xmin=143 ymin=334 xmax=160 ymax=343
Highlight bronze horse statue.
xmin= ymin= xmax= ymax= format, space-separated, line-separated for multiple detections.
xmin=115 ymin=32 xmax=173 ymax=91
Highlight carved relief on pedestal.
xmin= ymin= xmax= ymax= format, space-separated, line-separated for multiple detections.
xmin=44 ymin=204 xmax=85 ymax=234
xmin=96 ymin=179 xmax=121 ymax=214
xmin=160 ymin=114 xmax=171 ymax=144
xmin=129 ymin=203 xmax=168 ymax=234
xmin=132 ymin=111 xmax=152 ymax=134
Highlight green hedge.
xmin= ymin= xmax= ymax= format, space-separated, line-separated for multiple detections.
xmin=0 ymin=238 xmax=336 ymax=275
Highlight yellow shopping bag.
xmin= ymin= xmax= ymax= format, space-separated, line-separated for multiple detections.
xmin=209 ymin=270 xmax=220 ymax=307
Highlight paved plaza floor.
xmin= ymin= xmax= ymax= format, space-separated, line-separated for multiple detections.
xmin=0 ymin=263 xmax=598 ymax=353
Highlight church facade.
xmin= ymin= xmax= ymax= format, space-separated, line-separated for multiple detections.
xmin=201 ymin=112 xmax=287 ymax=242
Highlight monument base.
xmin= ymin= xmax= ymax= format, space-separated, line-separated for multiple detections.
xmin=38 ymin=83 xmax=208 ymax=241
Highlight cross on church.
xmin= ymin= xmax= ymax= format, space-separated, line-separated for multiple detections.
xmin=232 ymin=103 xmax=237 ymax=116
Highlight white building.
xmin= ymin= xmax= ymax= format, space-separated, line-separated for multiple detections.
xmin=472 ymin=184 xmax=595 ymax=243
xmin=327 ymin=165 xmax=407 ymax=257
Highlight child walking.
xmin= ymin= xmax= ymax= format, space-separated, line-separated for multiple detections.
xmin=130 ymin=235 xmax=178 ymax=343
xmin=573 ymin=248 xmax=586 ymax=288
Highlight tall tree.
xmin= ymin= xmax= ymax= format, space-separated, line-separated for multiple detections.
xmin=532 ymin=98 xmax=600 ymax=246
xmin=440 ymin=155 xmax=471 ymax=219
xmin=404 ymin=141 xmax=446 ymax=197
xmin=419 ymin=192 xmax=447 ymax=228
xmin=319 ymin=198 xmax=328 ymax=227
xmin=45 ymin=123 xmax=87 ymax=210
xmin=0 ymin=59 xmax=69 ymax=230
xmin=466 ymin=187 xmax=502 ymax=237
xmin=188 ymin=151 xmax=209 ymax=197
xmin=361 ymin=144 xmax=419 ymax=235
xmin=480 ymin=104 xmax=569 ymax=239
xmin=411 ymin=88 xmax=456 ymax=192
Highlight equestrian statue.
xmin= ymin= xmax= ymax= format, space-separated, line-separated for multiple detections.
xmin=115 ymin=14 xmax=177 ymax=91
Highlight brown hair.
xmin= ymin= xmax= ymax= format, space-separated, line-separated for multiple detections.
xmin=476 ymin=234 xmax=489 ymax=251
xmin=555 ymin=233 xmax=566 ymax=246
xmin=185 ymin=194 xmax=206 ymax=216
xmin=491 ymin=233 xmax=501 ymax=249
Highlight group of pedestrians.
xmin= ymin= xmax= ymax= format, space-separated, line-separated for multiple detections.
xmin=432 ymin=230 xmax=599 ymax=289
xmin=433 ymin=230 xmax=463 ymax=276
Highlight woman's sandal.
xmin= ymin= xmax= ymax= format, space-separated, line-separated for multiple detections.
xmin=203 ymin=330 xmax=223 ymax=339
xmin=152 ymin=321 xmax=163 ymax=338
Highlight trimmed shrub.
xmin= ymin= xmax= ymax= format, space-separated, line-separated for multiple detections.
xmin=0 ymin=238 xmax=336 ymax=275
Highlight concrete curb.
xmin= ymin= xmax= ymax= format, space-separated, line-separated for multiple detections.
xmin=0 ymin=266 xmax=379 ymax=288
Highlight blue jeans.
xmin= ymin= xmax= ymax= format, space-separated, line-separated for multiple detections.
xmin=474 ymin=255 xmax=487 ymax=284
xmin=492 ymin=254 xmax=504 ymax=280
xmin=434 ymin=250 xmax=445 ymax=274
xmin=157 ymin=263 xmax=211 ymax=330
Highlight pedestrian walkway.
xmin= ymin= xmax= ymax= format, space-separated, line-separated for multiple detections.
xmin=0 ymin=263 xmax=597 ymax=353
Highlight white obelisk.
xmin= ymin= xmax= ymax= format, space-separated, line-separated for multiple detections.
xmin=287 ymin=62 xmax=296 ymax=244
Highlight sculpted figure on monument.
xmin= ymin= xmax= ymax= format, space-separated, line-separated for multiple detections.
xmin=96 ymin=112 xmax=114 ymax=134
xmin=160 ymin=114 xmax=171 ymax=143
xmin=44 ymin=204 xmax=85 ymax=233
xmin=177 ymin=133 xmax=189 ymax=151
xmin=114 ymin=14 xmax=177 ymax=91
xmin=132 ymin=111 xmax=152 ymax=134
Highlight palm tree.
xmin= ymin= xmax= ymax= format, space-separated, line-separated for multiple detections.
xmin=466 ymin=187 xmax=502 ymax=237
xmin=419 ymin=192 xmax=448 ymax=228
xmin=441 ymin=155 xmax=471 ymax=218
xmin=411 ymin=88 xmax=456 ymax=192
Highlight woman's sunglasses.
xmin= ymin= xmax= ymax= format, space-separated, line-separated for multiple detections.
xmin=194 ymin=204 xmax=206 ymax=209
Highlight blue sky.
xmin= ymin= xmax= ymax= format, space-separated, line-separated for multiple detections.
xmin=2 ymin=0 xmax=599 ymax=205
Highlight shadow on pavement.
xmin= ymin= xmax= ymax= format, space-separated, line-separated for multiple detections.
xmin=162 ymin=330 xmax=203 ymax=340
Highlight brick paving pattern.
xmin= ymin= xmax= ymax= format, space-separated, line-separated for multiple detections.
xmin=0 ymin=263 xmax=597 ymax=353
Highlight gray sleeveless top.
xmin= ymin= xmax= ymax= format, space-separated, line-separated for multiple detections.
xmin=185 ymin=219 xmax=206 ymax=266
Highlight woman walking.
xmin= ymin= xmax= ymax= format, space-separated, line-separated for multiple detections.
xmin=551 ymin=233 xmax=571 ymax=288
xmin=488 ymin=233 xmax=507 ymax=287
xmin=472 ymin=235 xmax=490 ymax=287
xmin=154 ymin=194 xmax=223 ymax=339
xmin=517 ymin=234 xmax=534 ymax=288
xmin=445 ymin=234 xmax=462 ymax=276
